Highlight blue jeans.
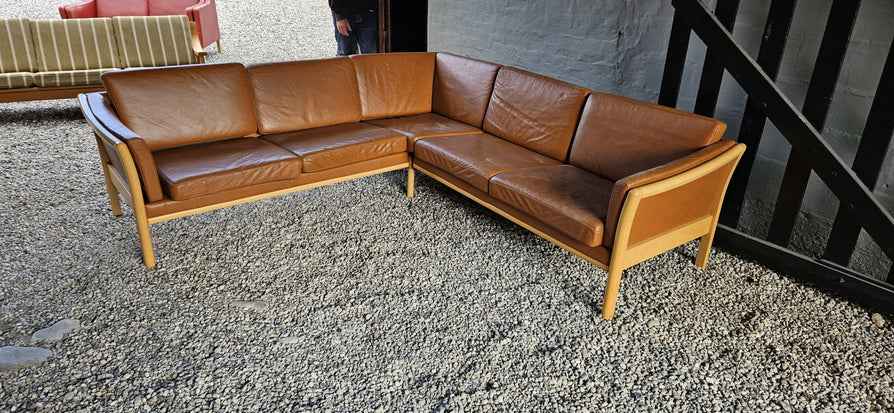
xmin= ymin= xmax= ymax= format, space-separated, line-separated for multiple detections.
xmin=333 ymin=9 xmax=379 ymax=56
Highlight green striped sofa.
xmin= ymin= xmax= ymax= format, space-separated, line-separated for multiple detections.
xmin=0 ymin=15 xmax=205 ymax=103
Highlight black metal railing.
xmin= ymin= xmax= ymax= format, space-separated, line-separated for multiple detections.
xmin=659 ymin=0 xmax=894 ymax=313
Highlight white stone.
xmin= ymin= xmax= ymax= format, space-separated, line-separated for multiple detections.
xmin=31 ymin=319 xmax=81 ymax=343
xmin=0 ymin=346 xmax=53 ymax=371
xmin=279 ymin=337 xmax=301 ymax=344
xmin=229 ymin=300 xmax=269 ymax=311
xmin=871 ymin=313 xmax=886 ymax=328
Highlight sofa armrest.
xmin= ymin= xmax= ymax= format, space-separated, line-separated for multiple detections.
xmin=605 ymin=142 xmax=745 ymax=268
xmin=59 ymin=0 xmax=97 ymax=18
xmin=189 ymin=22 xmax=207 ymax=63
xmin=603 ymin=140 xmax=739 ymax=248
xmin=186 ymin=0 xmax=220 ymax=49
xmin=80 ymin=92 xmax=165 ymax=203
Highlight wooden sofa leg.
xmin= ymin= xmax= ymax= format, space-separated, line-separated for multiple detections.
xmin=101 ymin=165 xmax=123 ymax=216
xmin=216 ymin=39 xmax=221 ymax=53
xmin=135 ymin=213 xmax=156 ymax=268
xmin=695 ymin=229 xmax=716 ymax=269
xmin=601 ymin=264 xmax=624 ymax=320
xmin=407 ymin=167 xmax=415 ymax=198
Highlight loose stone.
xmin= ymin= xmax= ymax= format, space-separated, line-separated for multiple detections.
xmin=0 ymin=346 xmax=53 ymax=371
xmin=871 ymin=313 xmax=885 ymax=328
xmin=31 ymin=319 xmax=81 ymax=343
xmin=229 ymin=300 xmax=269 ymax=311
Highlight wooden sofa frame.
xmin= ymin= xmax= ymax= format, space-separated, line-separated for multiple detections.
xmin=78 ymin=54 xmax=745 ymax=320
xmin=0 ymin=21 xmax=205 ymax=103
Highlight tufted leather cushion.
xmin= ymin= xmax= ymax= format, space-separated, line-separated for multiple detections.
xmin=102 ymin=62 xmax=257 ymax=150
xmin=350 ymin=52 xmax=436 ymax=120
xmin=570 ymin=93 xmax=727 ymax=181
xmin=247 ymin=58 xmax=361 ymax=134
xmin=483 ymin=67 xmax=590 ymax=162
xmin=432 ymin=53 xmax=500 ymax=128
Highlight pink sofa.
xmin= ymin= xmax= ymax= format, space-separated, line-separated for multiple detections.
xmin=59 ymin=0 xmax=221 ymax=52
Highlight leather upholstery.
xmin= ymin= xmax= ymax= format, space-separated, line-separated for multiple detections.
xmin=570 ymin=93 xmax=727 ymax=181
xmin=490 ymin=165 xmax=614 ymax=247
xmin=432 ymin=53 xmax=500 ymax=128
xmin=102 ymin=63 xmax=257 ymax=150
xmin=85 ymin=92 xmax=164 ymax=202
xmin=414 ymin=133 xmax=561 ymax=192
xmin=247 ymin=58 xmax=361 ymax=134
xmin=350 ymin=52 xmax=436 ymax=120
xmin=483 ymin=66 xmax=590 ymax=161
xmin=148 ymin=0 xmax=195 ymax=15
xmin=153 ymin=137 xmax=302 ymax=201
xmin=263 ymin=123 xmax=407 ymax=173
xmin=365 ymin=113 xmax=482 ymax=152
xmin=143 ymin=153 xmax=409 ymax=218
xmin=97 ymin=0 xmax=148 ymax=16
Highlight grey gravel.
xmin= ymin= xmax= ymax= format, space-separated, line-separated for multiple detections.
xmin=30 ymin=319 xmax=81 ymax=343
xmin=229 ymin=300 xmax=269 ymax=312
xmin=2 ymin=0 xmax=894 ymax=411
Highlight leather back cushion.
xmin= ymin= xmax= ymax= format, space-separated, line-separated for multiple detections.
xmin=148 ymin=0 xmax=195 ymax=15
xmin=483 ymin=67 xmax=590 ymax=161
xmin=247 ymin=58 xmax=361 ymax=134
xmin=97 ymin=0 xmax=148 ymax=16
xmin=29 ymin=18 xmax=120 ymax=72
xmin=0 ymin=18 xmax=38 ymax=73
xmin=570 ymin=93 xmax=727 ymax=181
xmin=102 ymin=62 xmax=257 ymax=150
xmin=350 ymin=52 xmax=435 ymax=120
xmin=112 ymin=16 xmax=195 ymax=68
xmin=432 ymin=53 xmax=500 ymax=128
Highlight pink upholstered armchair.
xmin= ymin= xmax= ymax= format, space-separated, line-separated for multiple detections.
xmin=59 ymin=0 xmax=221 ymax=52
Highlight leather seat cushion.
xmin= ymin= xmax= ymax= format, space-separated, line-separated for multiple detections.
xmin=366 ymin=113 xmax=482 ymax=152
xmin=414 ymin=133 xmax=561 ymax=192
xmin=263 ymin=123 xmax=407 ymax=173
xmin=154 ymin=138 xmax=302 ymax=201
xmin=490 ymin=165 xmax=613 ymax=247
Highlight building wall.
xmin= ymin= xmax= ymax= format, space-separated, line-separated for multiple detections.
xmin=427 ymin=0 xmax=894 ymax=278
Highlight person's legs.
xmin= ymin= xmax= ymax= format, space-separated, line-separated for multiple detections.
xmin=353 ymin=9 xmax=379 ymax=54
xmin=332 ymin=12 xmax=358 ymax=56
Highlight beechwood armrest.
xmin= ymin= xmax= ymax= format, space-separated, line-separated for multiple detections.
xmin=599 ymin=142 xmax=746 ymax=319
xmin=79 ymin=92 xmax=157 ymax=266
xmin=189 ymin=22 xmax=208 ymax=63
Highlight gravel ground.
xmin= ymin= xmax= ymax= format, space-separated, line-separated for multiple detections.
xmin=2 ymin=1 xmax=894 ymax=412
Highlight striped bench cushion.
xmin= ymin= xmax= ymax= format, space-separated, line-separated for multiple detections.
xmin=0 ymin=72 xmax=35 ymax=89
xmin=0 ymin=18 xmax=38 ymax=74
xmin=112 ymin=15 xmax=196 ymax=68
xmin=29 ymin=18 xmax=121 ymax=72
xmin=33 ymin=68 xmax=119 ymax=87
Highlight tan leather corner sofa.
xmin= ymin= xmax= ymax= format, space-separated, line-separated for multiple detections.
xmin=79 ymin=52 xmax=745 ymax=319
xmin=0 ymin=15 xmax=205 ymax=103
